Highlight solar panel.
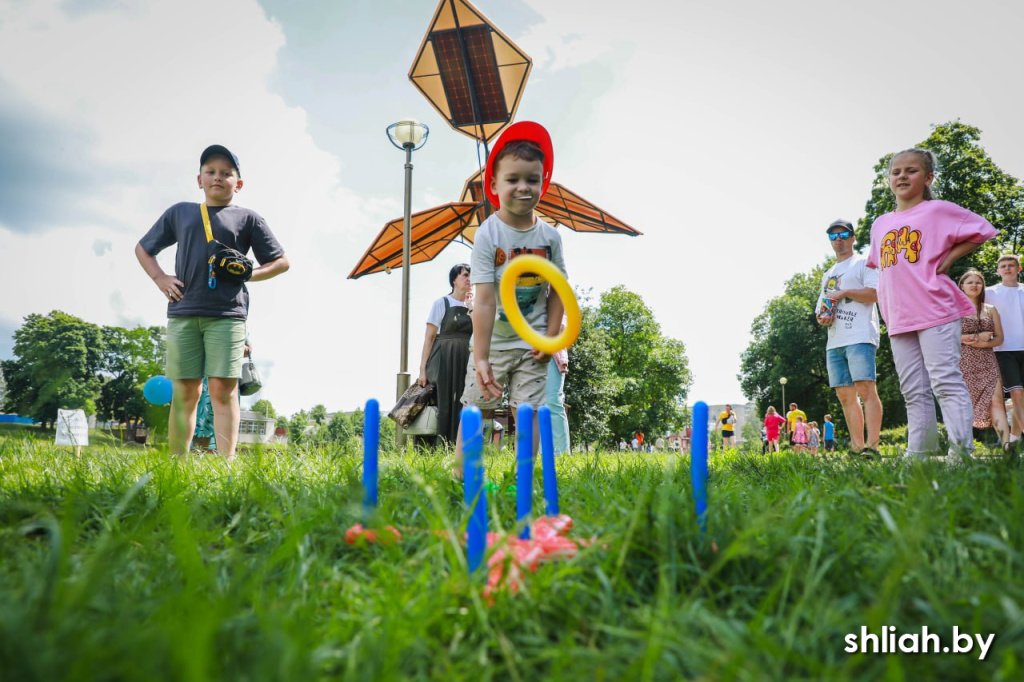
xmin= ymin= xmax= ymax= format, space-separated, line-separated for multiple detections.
xmin=431 ymin=26 xmax=508 ymax=126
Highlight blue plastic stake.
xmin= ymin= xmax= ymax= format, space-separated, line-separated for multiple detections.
xmin=362 ymin=399 xmax=380 ymax=522
xmin=538 ymin=405 xmax=559 ymax=516
xmin=462 ymin=406 xmax=487 ymax=574
xmin=516 ymin=404 xmax=534 ymax=540
xmin=691 ymin=401 xmax=709 ymax=534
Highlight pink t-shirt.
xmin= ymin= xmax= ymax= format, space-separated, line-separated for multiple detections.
xmin=764 ymin=413 xmax=786 ymax=440
xmin=866 ymin=200 xmax=996 ymax=335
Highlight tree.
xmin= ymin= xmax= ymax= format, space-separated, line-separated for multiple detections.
xmin=275 ymin=415 xmax=289 ymax=433
xmin=252 ymin=399 xmax=277 ymax=420
xmin=288 ymin=410 xmax=310 ymax=445
xmin=310 ymin=404 xmax=328 ymax=425
xmin=857 ymin=121 xmax=1024 ymax=281
xmin=325 ymin=411 xmax=353 ymax=444
xmin=96 ymin=325 xmax=165 ymax=433
xmin=594 ymin=286 xmax=692 ymax=441
xmin=2 ymin=311 xmax=104 ymax=426
xmin=565 ymin=304 xmax=617 ymax=450
xmin=350 ymin=408 xmax=364 ymax=437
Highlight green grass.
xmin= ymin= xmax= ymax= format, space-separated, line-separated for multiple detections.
xmin=1 ymin=435 xmax=1023 ymax=680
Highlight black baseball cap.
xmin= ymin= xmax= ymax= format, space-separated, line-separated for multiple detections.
xmin=826 ymin=219 xmax=853 ymax=233
xmin=200 ymin=144 xmax=241 ymax=176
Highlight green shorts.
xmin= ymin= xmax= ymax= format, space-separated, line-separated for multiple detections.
xmin=166 ymin=317 xmax=246 ymax=380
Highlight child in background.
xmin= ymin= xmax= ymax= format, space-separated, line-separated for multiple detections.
xmin=136 ymin=145 xmax=289 ymax=458
xmin=867 ymin=148 xmax=997 ymax=459
xmin=792 ymin=415 xmax=808 ymax=453
xmin=808 ymin=421 xmax=821 ymax=455
xmin=822 ymin=414 xmax=836 ymax=452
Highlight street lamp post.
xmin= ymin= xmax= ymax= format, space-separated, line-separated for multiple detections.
xmin=387 ymin=119 xmax=429 ymax=447
xmin=779 ymin=376 xmax=788 ymax=412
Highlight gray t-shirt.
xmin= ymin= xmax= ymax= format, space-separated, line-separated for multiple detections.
xmin=470 ymin=214 xmax=567 ymax=352
xmin=138 ymin=202 xmax=284 ymax=320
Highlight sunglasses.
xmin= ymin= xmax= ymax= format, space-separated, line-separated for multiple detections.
xmin=828 ymin=230 xmax=853 ymax=241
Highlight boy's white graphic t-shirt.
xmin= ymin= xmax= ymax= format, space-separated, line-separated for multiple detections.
xmin=469 ymin=214 xmax=567 ymax=352
xmin=815 ymin=253 xmax=880 ymax=349
xmin=986 ymin=284 xmax=1024 ymax=351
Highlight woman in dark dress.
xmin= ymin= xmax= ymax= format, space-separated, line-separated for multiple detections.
xmin=416 ymin=264 xmax=473 ymax=445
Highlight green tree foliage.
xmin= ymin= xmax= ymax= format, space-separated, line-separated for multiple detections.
xmin=856 ymin=120 xmax=1024 ymax=281
xmin=378 ymin=416 xmax=395 ymax=453
xmin=251 ymin=399 xmax=276 ymax=420
xmin=325 ymin=411 xmax=353 ymax=444
xmin=288 ymin=410 xmax=310 ymax=445
xmin=739 ymin=264 xmax=906 ymax=434
xmin=310 ymin=404 xmax=328 ymax=425
xmin=350 ymin=408 xmax=364 ymax=437
xmin=592 ymin=286 xmax=692 ymax=442
xmin=2 ymin=311 xmax=105 ymax=426
xmin=96 ymin=325 xmax=165 ymax=426
xmin=565 ymin=303 xmax=617 ymax=450
xmin=275 ymin=415 xmax=289 ymax=433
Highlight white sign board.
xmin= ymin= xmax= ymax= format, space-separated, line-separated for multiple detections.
xmin=55 ymin=409 xmax=89 ymax=447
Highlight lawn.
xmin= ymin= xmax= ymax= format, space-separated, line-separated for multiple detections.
xmin=0 ymin=430 xmax=1022 ymax=680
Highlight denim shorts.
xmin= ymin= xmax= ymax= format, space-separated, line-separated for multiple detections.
xmin=826 ymin=343 xmax=877 ymax=387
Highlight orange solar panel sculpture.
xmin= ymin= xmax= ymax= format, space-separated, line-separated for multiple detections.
xmin=349 ymin=0 xmax=641 ymax=281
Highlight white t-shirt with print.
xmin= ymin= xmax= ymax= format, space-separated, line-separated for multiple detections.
xmin=816 ymin=253 xmax=880 ymax=350
xmin=469 ymin=214 xmax=567 ymax=352
xmin=986 ymin=284 xmax=1024 ymax=351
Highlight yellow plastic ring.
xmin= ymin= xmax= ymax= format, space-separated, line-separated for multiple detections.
xmin=499 ymin=254 xmax=581 ymax=355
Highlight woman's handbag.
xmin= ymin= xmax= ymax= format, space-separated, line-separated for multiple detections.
xmin=404 ymin=405 xmax=438 ymax=436
xmin=388 ymin=383 xmax=434 ymax=427
xmin=239 ymin=354 xmax=263 ymax=396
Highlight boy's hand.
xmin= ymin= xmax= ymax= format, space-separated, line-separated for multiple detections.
xmin=155 ymin=273 xmax=185 ymax=302
xmin=530 ymin=348 xmax=552 ymax=362
xmin=475 ymin=360 xmax=503 ymax=400
xmin=816 ymin=313 xmax=834 ymax=327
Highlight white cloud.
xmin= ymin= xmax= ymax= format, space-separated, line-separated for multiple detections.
xmin=0 ymin=0 xmax=399 ymax=416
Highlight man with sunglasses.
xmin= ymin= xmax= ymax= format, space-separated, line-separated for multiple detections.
xmin=815 ymin=219 xmax=883 ymax=458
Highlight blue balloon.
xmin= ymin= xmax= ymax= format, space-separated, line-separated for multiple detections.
xmin=143 ymin=375 xmax=173 ymax=405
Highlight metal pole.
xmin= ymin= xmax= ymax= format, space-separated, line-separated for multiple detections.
xmin=396 ymin=144 xmax=414 ymax=448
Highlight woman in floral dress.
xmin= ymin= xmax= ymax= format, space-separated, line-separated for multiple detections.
xmin=958 ymin=270 xmax=1010 ymax=448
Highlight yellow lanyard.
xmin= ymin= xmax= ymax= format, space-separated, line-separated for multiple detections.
xmin=202 ymin=203 xmax=217 ymax=288
xmin=200 ymin=203 xmax=214 ymax=242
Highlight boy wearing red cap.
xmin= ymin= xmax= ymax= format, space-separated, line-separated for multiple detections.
xmin=455 ymin=122 xmax=567 ymax=470
xmin=135 ymin=145 xmax=289 ymax=458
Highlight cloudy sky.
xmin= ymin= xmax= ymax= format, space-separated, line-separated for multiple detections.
xmin=1 ymin=0 xmax=1022 ymax=418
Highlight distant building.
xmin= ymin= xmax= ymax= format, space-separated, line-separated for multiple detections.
xmin=703 ymin=403 xmax=759 ymax=444
xmin=239 ymin=410 xmax=276 ymax=445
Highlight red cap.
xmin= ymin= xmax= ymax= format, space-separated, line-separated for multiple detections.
xmin=484 ymin=121 xmax=554 ymax=209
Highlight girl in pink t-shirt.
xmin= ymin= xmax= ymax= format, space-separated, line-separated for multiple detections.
xmin=792 ymin=416 xmax=808 ymax=453
xmin=866 ymin=148 xmax=997 ymax=458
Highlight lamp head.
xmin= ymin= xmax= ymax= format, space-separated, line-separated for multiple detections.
xmin=387 ymin=119 xmax=429 ymax=151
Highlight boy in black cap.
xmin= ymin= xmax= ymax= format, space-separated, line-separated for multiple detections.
xmin=136 ymin=145 xmax=289 ymax=458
